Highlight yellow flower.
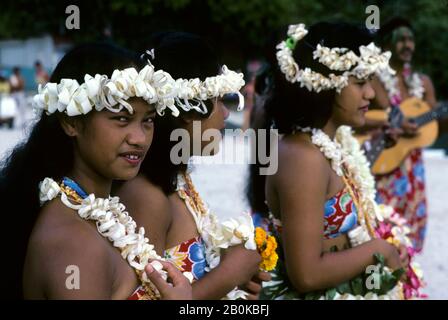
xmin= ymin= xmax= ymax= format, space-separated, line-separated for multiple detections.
xmin=261 ymin=236 xmax=276 ymax=257
xmin=269 ymin=251 xmax=279 ymax=264
xmin=263 ymin=252 xmax=279 ymax=271
xmin=267 ymin=236 xmax=277 ymax=250
xmin=254 ymin=227 xmax=279 ymax=271
xmin=255 ymin=227 xmax=266 ymax=248
xmin=386 ymin=236 xmax=401 ymax=248
xmin=261 ymin=247 xmax=271 ymax=259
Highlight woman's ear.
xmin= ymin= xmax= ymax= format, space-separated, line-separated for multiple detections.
xmin=58 ymin=114 xmax=80 ymax=137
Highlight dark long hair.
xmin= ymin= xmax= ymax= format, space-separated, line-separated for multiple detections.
xmin=247 ymin=22 xmax=373 ymax=217
xmin=0 ymin=42 xmax=144 ymax=299
xmin=139 ymin=32 xmax=221 ymax=194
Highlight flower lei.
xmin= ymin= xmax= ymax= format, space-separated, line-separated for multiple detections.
xmin=33 ymin=55 xmax=245 ymax=118
xmin=39 ymin=177 xmax=194 ymax=300
xmin=255 ymin=227 xmax=279 ymax=271
xmin=293 ymin=126 xmax=425 ymax=299
xmin=176 ymin=172 xmax=257 ymax=300
xmin=376 ymin=62 xmax=424 ymax=105
xmin=276 ymin=23 xmax=395 ymax=93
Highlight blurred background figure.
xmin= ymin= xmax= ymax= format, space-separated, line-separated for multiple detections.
xmin=368 ymin=17 xmax=438 ymax=253
xmin=8 ymin=67 xmax=26 ymax=128
xmin=34 ymin=60 xmax=49 ymax=86
xmin=0 ymin=70 xmax=17 ymax=129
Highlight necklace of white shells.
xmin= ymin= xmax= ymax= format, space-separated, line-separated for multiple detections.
xmin=377 ymin=64 xmax=424 ymax=103
xmin=39 ymin=176 xmax=194 ymax=300
xmin=294 ymin=126 xmax=405 ymax=299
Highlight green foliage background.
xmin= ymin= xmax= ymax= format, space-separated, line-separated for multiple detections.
xmin=0 ymin=0 xmax=446 ymax=98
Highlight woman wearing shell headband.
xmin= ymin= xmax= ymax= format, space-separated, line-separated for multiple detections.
xmin=117 ymin=32 xmax=269 ymax=300
xmin=250 ymin=22 xmax=425 ymax=299
xmin=0 ymin=43 xmax=197 ymax=299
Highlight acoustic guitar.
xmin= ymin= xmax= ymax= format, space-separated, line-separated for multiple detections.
xmin=357 ymin=97 xmax=448 ymax=175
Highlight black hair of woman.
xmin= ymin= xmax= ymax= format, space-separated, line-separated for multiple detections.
xmin=0 ymin=42 xmax=145 ymax=299
xmin=247 ymin=21 xmax=374 ymax=218
xmin=138 ymin=32 xmax=222 ymax=194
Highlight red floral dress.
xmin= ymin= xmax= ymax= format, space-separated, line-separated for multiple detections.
xmin=375 ymin=148 xmax=427 ymax=252
xmin=164 ymin=236 xmax=207 ymax=280
xmin=253 ymin=186 xmax=358 ymax=240
xmin=375 ymin=71 xmax=428 ymax=253
xmin=323 ymin=187 xmax=358 ymax=239
xmin=128 ymin=236 xmax=207 ymax=300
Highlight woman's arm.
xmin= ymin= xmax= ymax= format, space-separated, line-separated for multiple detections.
xmin=118 ymin=177 xmax=262 ymax=300
xmin=273 ymin=139 xmax=401 ymax=294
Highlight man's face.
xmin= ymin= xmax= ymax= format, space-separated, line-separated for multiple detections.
xmin=391 ymin=26 xmax=415 ymax=63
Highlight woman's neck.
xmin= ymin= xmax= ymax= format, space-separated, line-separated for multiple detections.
xmin=68 ymin=157 xmax=112 ymax=198
xmin=321 ymin=121 xmax=338 ymax=140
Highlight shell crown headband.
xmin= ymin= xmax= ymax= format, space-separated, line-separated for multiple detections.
xmin=276 ymin=23 xmax=396 ymax=93
xmin=33 ymin=49 xmax=245 ymax=118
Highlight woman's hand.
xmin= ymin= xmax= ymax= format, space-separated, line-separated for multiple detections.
xmin=377 ymin=240 xmax=404 ymax=271
xmin=397 ymin=244 xmax=411 ymax=282
xmin=221 ymin=245 xmax=262 ymax=285
xmin=145 ymin=260 xmax=192 ymax=300
xmin=239 ymin=271 xmax=272 ymax=300
xmin=398 ymin=244 xmax=410 ymax=268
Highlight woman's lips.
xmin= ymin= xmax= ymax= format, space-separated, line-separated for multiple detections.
xmin=359 ymin=105 xmax=369 ymax=113
xmin=119 ymin=151 xmax=144 ymax=166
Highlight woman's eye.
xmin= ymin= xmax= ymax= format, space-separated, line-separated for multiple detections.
xmin=144 ymin=117 xmax=155 ymax=124
xmin=112 ymin=116 xmax=129 ymax=122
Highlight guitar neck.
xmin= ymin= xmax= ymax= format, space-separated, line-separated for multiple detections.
xmin=412 ymin=103 xmax=448 ymax=127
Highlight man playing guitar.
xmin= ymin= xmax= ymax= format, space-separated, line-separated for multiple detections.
xmin=362 ymin=17 xmax=438 ymax=253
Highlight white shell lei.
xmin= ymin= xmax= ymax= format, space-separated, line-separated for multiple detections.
xmin=176 ymin=173 xmax=257 ymax=300
xmin=376 ymin=64 xmax=424 ymax=103
xmin=39 ymin=177 xmax=194 ymax=298
xmin=297 ymin=127 xmax=345 ymax=176
xmin=33 ymin=62 xmax=245 ymax=118
xmin=276 ymin=23 xmax=395 ymax=93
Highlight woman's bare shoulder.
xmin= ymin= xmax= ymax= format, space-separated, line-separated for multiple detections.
xmin=278 ymin=134 xmax=329 ymax=172
xmin=24 ymin=198 xmax=113 ymax=298
xmin=271 ymin=134 xmax=330 ymax=197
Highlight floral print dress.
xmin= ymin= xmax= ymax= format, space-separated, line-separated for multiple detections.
xmin=164 ymin=236 xmax=208 ymax=281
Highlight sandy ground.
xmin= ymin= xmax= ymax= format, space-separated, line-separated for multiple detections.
xmin=1 ymin=111 xmax=447 ymax=299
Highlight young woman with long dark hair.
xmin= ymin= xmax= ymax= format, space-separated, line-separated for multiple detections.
xmin=248 ymin=22 xmax=424 ymax=299
xmin=0 ymin=43 xmax=192 ymax=300
xmin=117 ymin=32 xmax=269 ymax=300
